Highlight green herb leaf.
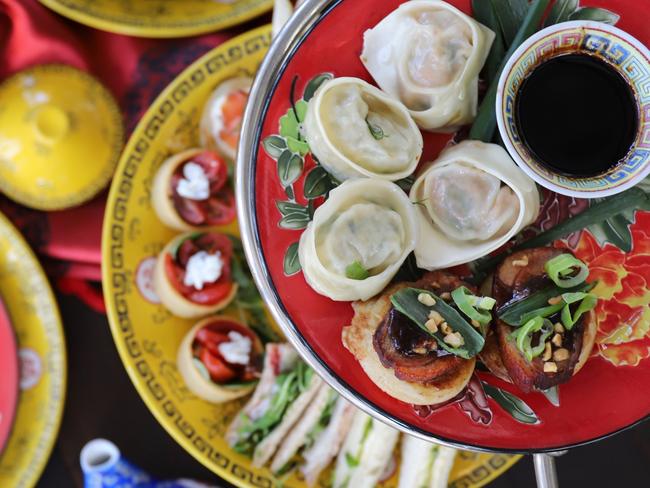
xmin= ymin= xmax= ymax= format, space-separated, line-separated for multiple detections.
xmin=483 ymin=382 xmax=539 ymax=424
xmin=304 ymin=166 xmax=337 ymax=199
xmin=544 ymin=0 xmax=579 ymax=27
xmin=395 ymin=174 xmax=415 ymax=193
xmin=277 ymin=150 xmax=304 ymax=187
xmin=303 ymin=73 xmax=334 ymax=102
xmin=345 ymin=261 xmax=369 ymax=280
xmin=365 ymin=116 xmax=385 ymax=140
xmin=233 ymin=362 xmax=311 ymax=454
xmin=469 ymin=0 xmax=550 ymax=142
xmin=283 ymin=242 xmax=301 ymax=276
xmin=491 ymin=0 xmax=529 ymax=45
xmin=390 ymin=288 xmax=485 ymax=359
xmin=345 ymin=452 xmax=360 ymax=468
xmin=568 ymin=6 xmax=620 ymax=24
xmin=472 ymin=0 xmax=506 ymax=83
xmin=498 ymin=281 xmax=595 ymax=326
xmin=262 ymin=135 xmax=287 ymax=160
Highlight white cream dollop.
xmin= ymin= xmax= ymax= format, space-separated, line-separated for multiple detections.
xmin=218 ymin=331 xmax=252 ymax=365
xmin=176 ymin=162 xmax=210 ymax=201
xmin=183 ymin=250 xmax=223 ymax=290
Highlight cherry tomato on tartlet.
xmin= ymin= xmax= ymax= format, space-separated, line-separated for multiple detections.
xmin=177 ymin=316 xmax=263 ymax=403
xmin=151 ymin=148 xmax=236 ymax=232
xmin=154 ymin=231 xmax=238 ymax=318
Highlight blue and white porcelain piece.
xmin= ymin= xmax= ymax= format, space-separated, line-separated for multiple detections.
xmin=80 ymin=439 xmax=214 ymax=488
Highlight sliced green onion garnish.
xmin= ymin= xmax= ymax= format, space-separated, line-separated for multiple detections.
xmin=345 ymin=261 xmax=369 ymax=280
xmin=518 ymin=302 xmax=565 ymax=326
xmin=498 ymin=281 xmax=595 ymax=326
xmin=561 ymin=292 xmax=598 ymax=330
xmin=451 ymin=286 xmax=494 ymax=327
xmin=513 ymin=317 xmax=553 ymax=361
xmin=545 ymin=254 xmax=589 ymax=288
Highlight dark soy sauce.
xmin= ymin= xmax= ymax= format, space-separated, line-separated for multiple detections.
xmin=515 ymin=53 xmax=638 ymax=177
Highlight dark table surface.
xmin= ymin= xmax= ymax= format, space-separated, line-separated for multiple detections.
xmin=35 ymin=291 xmax=650 ymax=488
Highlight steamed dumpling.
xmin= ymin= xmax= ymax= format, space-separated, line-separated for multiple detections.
xmin=361 ymin=0 xmax=495 ymax=132
xmin=303 ymin=77 xmax=423 ymax=181
xmin=411 ymin=140 xmax=539 ymax=269
xmin=299 ymin=179 xmax=418 ymax=301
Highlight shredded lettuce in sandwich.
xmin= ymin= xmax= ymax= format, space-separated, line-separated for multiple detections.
xmin=233 ymin=361 xmax=313 ymax=455
xmin=304 ymin=390 xmax=339 ymax=449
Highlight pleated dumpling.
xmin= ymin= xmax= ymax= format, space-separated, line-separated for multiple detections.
xmin=303 ymin=77 xmax=423 ymax=181
xmin=410 ymin=141 xmax=540 ymax=269
xmin=299 ymin=179 xmax=418 ymax=301
xmin=361 ymin=0 xmax=495 ymax=132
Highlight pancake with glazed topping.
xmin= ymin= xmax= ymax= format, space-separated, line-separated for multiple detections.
xmin=342 ymin=271 xmax=476 ymax=405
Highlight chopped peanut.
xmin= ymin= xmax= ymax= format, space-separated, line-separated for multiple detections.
xmin=471 ymin=319 xmax=481 ymax=328
xmin=552 ymin=333 xmax=563 ymax=347
xmin=553 ymin=348 xmax=570 ymax=361
xmin=424 ymin=319 xmax=439 ymax=334
xmin=444 ymin=332 xmax=464 ymax=348
xmin=548 ymin=296 xmax=563 ymax=305
xmin=418 ymin=293 xmax=436 ymax=307
xmin=542 ymin=342 xmax=552 ymax=361
xmin=440 ymin=292 xmax=451 ymax=300
xmin=554 ymin=322 xmax=565 ymax=334
xmin=512 ymin=256 xmax=529 ymax=267
xmin=427 ymin=310 xmax=444 ymax=325
xmin=543 ymin=361 xmax=558 ymax=373
xmin=412 ymin=347 xmax=427 ymax=355
xmin=440 ymin=322 xmax=452 ymax=335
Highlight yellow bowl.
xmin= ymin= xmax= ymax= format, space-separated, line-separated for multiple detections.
xmin=0 ymin=64 xmax=123 ymax=211
xmin=102 ymin=25 xmax=520 ymax=487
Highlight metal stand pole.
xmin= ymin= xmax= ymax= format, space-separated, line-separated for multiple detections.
xmin=533 ymin=453 xmax=561 ymax=488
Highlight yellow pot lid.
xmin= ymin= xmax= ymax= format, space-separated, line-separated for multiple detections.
xmin=0 ymin=64 xmax=124 ymax=211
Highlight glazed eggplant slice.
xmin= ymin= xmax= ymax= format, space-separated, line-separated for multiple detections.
xmin=486 ymin=248 xmax=597 ymax=393
xmin=343 ymin=271 xmax=476 ymax=405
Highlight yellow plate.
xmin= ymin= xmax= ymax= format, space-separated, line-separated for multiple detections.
xmin=102 ymin=25 xmax=520 ymax=487
xmin=0 ymin=213 xmax=67 ymax=488
xmin=0 ymin=64 xmax=124 ymax=211
xmin=39 ymin=0 xmax=274 ymax=38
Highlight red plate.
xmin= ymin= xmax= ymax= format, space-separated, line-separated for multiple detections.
xmin=0 ymin=295 xmax=18 ymax=455
xmin=239 ymin=0 xmax=650 ymax=452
